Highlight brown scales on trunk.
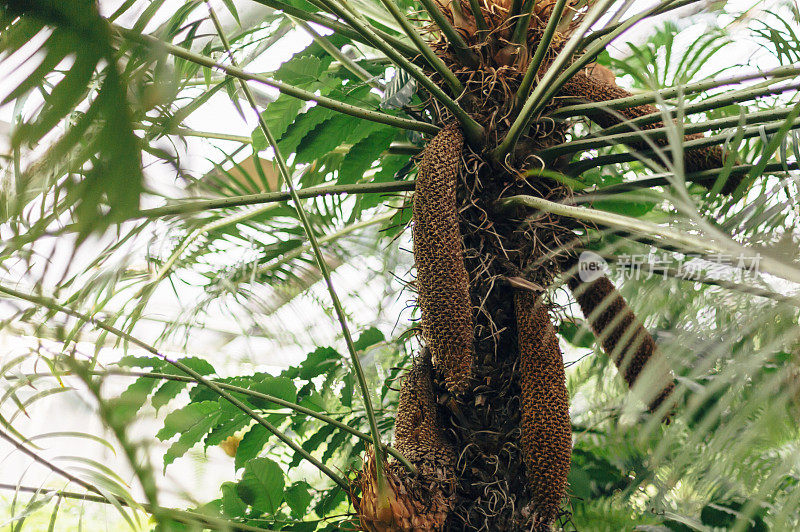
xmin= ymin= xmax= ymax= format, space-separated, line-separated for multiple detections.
xmin=567 ymin=274 xmax=676 ymax=414
xmin=412 ymin=124 xmax=474 ymax=395
xmin=393 ymin=351 xmax=457 ymax=470
xmin=514 ymin=290 xmax=571 ymax=530
xmin=356 ymin=353 xmax=455 ymax=531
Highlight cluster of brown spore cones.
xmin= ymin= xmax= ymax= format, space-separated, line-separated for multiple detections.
xmin=355 ymin=1 xmax=729 ymax=530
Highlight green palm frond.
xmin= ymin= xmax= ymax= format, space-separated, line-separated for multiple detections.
xmin=606 ymin=21 xmax=734 ymax=89
xmin=0 ymin=0 xmax=144 ymax=236
xmin=3 ymin=0 xmax=800 ymax=530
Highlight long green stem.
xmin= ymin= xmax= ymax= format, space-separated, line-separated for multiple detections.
xmin=182 ymin=57 xmax=393 ymax=87
xmin=539 ymin=107 xmax=797 ymax=158
xmin=740 ymin=101 xmax=800 ymax=195
xmin=551 ymin=64 xmax=800 ymax=118
xmin=528 ymin=0 xmax=685 ymax=134
xmin=290 ymin=16 xmax=385 ymax=90
xmin=497 ymin=0 xmax=614 ymax=158
xmin=506 ymin=0 xmax=525 ymax=21
xmin=206 ymin=2 xmax=388 ymax=490
xmin=376 ymin=0 xmax=464 ymax=95
xmin=115 ymin=25 xmax=438 ymax=135
xmin=511 ymin=0 xmax=536 ymax=44
xmin=606 ymin=0 xmax=636 ymax=25
xmin=0 ymin=430 xmax=161 ymax=526
xmin=498 ymin=195 xmax=712 ymax=252
xmin=153 ymin=126 xmax=253 ymax=143
xmin=514 ymin=0 xmax=568 ymax=110
xmin=468 ymin=0 xmax=489 ymax=32
xmin=578 ymin=162 xmax=800 ymax=195
xmin=592 ymin=80 xmax=800 ymax=136
xmin=416 ymin=0 xmax=479 ymax=67
xmin=567 ymin=116 xmax=800 ymax=174
xmin=249 ymin=0 xmax=418 ymax=57
xmin=496 ymin=195 xmax=800 ymax=285
xmin=0 ymin=283 xmax=349 ymax=489
xmin=30 ymin=368 xmax=414 ymax=472
xmin=589 ymin=253 xmax=798 ymax=306
xmin=137 ymin=124 xmax=421 ymax=157
xmin=0 ymin=484 xmax=277 ymax=532
xmin=139 ymin=181 xmax=416 ymax=218
xmin=53 ymin=181 xmax=414 ymax=238
xmin=316 ymin=0 xmax=484 ymax=146
xmin=71 ymin=361 xmax=163 ymax=516
xmin=258 ymin=0 xmax=371 ymax=45
xmin=152 ymin=203 xmax=278 ymax=285
xmin=0 ymin=428 xmax=101 ymax=496
xmin=306 ymin=0 xmax=422 ymax=56
xmin=579 ymin=0 xmax=703 ymax=49
xmin=257 ymin=212 xmax=393 ymax=275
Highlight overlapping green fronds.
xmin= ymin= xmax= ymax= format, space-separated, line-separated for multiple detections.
xmin=0 ymin=0 xmax=146 ymax=237
xmin=2 ymin=0 xmax=800 ymax=530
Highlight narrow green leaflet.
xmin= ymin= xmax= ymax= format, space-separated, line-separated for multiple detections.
xmin=236 ymin=457 xmax=285 ymax=515
xmin=111 ymin=377 xmax=160 ymax=427
xmin=248 ymin=375 xmax=297 ymax=406
xmin=275 ymin=55 xmax=327 ymax=87
xmin=294 ymin=115 xmax=363 ymax=164
xmin=558 ymin=320 xmax=595 ymax=348
xmin=156 ymin=401 xmax=221 ymax=468
xmin=0 ymin=0 xmax=144 ymax=234
xmin=220 ymin=481 xmax=248 ymax=518
xmin=220 ymin=0 xmax=240 ymax=24
xmin=337 ymin=130 xmax=399 ymax=185
xmin=321 ymin=429 xmax=351 ymax=464
xmin=278 ymin=106 xmax=340 ymax=157
xmin=205 ymin=411 xmax=248 ymax=448
xmin=284 ymin=481 xmax=313 ymax=519
xmin=292 ymin=347 xmax=342 ymax=381
xmin=354 ymin=327 xmax=385 ymax=351
xmin=251 ymin=45 xmax=341 ymax=151
xmin=234 ymin=424 xmax=269 ymax=471
xmin=289 ymin=424 xmax=336 ymax=468
xmin=150 ymin=357 xmax=217 ymax=411
xmin=252 ymin=96 xmax=305 ymax=151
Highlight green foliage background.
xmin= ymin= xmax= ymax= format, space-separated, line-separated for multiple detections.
xmin=1 ymin=0 xmax=800 ymax=530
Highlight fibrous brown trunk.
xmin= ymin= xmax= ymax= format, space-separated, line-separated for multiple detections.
xmin=354 ymin=2 xmax=735 ymax=529
xmin=391 ymin=121 xmax=578 ymax=530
